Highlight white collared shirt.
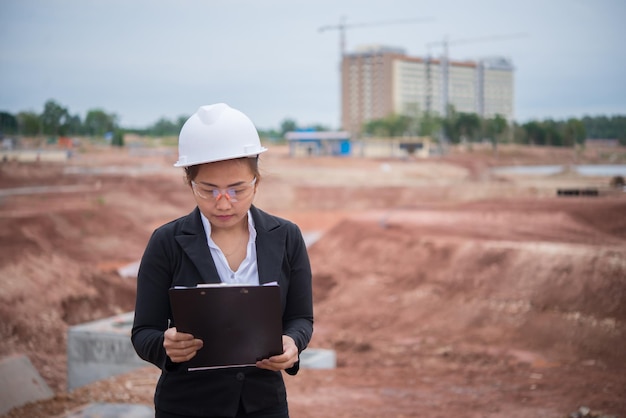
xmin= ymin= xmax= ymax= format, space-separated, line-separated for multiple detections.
xmin=200 ymin=211 xmax=260 ymax=285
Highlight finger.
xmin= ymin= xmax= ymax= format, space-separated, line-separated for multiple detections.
xmin=170 ymin=349 xmax=198 ymax=363
xmin=168 ymin=338 xmax=203 ymax=351
xmin=167 ymin=346 xmax=203 ymax=363
xmin=167 ymin=330 xmax=196 ymax=342
xmin=256 ymin=353 xmax=297 ymax=371
xmin=165 ymin=338 xmax=203 ymax=360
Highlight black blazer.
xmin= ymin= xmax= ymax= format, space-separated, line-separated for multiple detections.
xmin=131 ymin=205 xmax=314 ymax=416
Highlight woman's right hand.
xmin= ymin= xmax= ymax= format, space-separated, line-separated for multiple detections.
xmin=163 ymin=327 xmax=204 ymax=363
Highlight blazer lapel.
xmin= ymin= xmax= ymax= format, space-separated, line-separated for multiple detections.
xmin=174 ymin=206 xmax=285 ymax=285
xmin=252 ymin=206 xmax=286 ymax=285
xmin=175 ymin=207 xmax=221 ymax=285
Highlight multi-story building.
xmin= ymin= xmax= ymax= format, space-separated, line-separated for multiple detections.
xmin=341 ymin=45 xmax=514 ymax=135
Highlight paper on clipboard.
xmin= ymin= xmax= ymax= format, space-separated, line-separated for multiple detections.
xmin=168 ymin=282 xmax=283 ymax=371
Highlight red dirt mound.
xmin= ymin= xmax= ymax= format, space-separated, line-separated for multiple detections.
xmin=1 ymin=144 xmax=625 ymax=417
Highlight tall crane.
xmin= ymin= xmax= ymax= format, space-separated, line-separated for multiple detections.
xmin=425 ymin=32 xmax=528 ymax=117
xmin=319 ymin=16 xmax=435 ymax=61
xmin=319 ymin=16 xmax=435 ymax=128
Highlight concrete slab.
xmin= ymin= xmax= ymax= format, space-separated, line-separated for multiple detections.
xmin=67 ymin=311 xmax=336 ymax=391
xmin=0 ymin=149 xmax=70 ymax=163
xmin=67 ymin=312 xmax=146 ymax=391
xmin=0 ymin=354 xmax=54 ymax=416
xmin=117 ymin=261 xmax=140 ymax=278
xmin=62 ymin=402 xmax=153 ymax=418
xmin=300 ymin=348 xmax=336 ymax=369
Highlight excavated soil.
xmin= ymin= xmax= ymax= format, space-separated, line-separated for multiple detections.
xmin=1 ymin=143 xmax=625 ymax=418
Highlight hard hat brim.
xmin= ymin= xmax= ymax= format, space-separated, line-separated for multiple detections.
xmin=173 ymin=147 xmax=268 ymax=167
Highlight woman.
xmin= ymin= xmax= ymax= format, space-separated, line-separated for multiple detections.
xmin=131 ymin=103 xmax=314 ymax=418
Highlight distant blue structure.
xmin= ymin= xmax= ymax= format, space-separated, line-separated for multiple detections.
xmin=285 ymin=130 xmax=352 ymax=157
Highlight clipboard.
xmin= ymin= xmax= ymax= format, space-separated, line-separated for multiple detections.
xmin=168 ymin=283 xmax=283 ymax=371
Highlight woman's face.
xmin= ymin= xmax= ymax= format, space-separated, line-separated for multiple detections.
xmin=191 ymin=159 xmax=257 ymax=231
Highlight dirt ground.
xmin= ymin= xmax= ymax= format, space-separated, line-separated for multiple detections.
xmin=1 ymin=141 xmax=625 ymax=418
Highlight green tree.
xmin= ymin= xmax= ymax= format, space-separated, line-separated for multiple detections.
xmin=386 ymin=114 xmax=412 ymax=137
xmin=522 ymin=121 xmax=545 ymax=145
xmin=66 ymin=114 xmax=83 ymax=136
xmin=363 ymin=118 xmax=387 ymax=136
xmin=363 ymin=113 xmax=412 ymax=137
xmin=149 ymin=117 xmax=178 ymax=136
xmin=111 ymin=129 xmax=125 ymax=147
xmin=85 ymin=109 xmax=116 ymax=136
xmin=418 ymin=112 xmax=440 ymax=137
xmin=455 ymin=112 xmax=481 ymax=143
xmin=441 ymin=104 xmax=458 ymax=143
xmin=582 ymin=115 xmax=626 ymax=141
xmin=482 ymin=114 xmax=508 ymax=154
xmin=541 ymin=119 xmax=563 ymax=146
xmin=40 ymin=99 xmax=70 ymax=136
xmin=0 ymin=112 xmax=18 ymax=135
xmin=176 ymin=115 xmax=189 ymax=133
xmin=280 ymin=118 xmax=298 ymax=137
xmin=563 ymin=118 xmax=586 ymax=147
xmin=17 ymin=111 xmax=41 ymax=136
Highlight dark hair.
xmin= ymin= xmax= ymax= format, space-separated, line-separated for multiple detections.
xmin=183 ymin=157 xmax=261 ymax=186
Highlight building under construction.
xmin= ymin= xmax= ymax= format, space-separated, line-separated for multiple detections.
xmin=341 ymin=44 xmax=514 ymax=135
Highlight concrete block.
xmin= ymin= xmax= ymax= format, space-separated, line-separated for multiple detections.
xmin=67 ymin=311 xmax=336 ymax=391
xmin=67 ymin=312 xmax=145 ymax=391
xmin=300 ymin=348 xmax=336 ymax=369
xmin=0 ymin=354 xmax=54 ymax=416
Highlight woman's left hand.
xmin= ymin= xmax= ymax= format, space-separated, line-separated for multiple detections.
xmin=256 ymin=335 xmax=299 ymax=371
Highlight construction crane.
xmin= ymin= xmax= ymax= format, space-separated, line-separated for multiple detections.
xmin=425 ymin=32 xmax=528 ymax=117
xmin=319 ymin=16 xmax=435 ymax=61
xmin=319 ymin=16 xmax=435 ymax=128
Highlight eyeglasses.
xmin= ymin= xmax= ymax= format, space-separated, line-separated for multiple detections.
xmin=191 ymin=177 xmax=257 ymax=203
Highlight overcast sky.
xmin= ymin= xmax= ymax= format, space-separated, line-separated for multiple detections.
xmin=1 ymin=0 xmax=625 ymax=130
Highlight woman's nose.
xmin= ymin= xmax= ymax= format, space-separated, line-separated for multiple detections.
xmin=215 ymin=192 xmax=233 ymax=208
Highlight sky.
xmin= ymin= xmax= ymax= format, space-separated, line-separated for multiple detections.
xmin=1 ymin=0 xmax=625 ymax=131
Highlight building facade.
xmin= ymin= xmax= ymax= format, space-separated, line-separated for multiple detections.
xmin=341 ymin=45 xmax=514 ymax=135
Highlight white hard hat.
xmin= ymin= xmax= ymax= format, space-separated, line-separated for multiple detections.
xmin=174 ymin=103 xmax=267 ymax=167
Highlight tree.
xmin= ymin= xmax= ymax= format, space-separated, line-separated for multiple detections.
xmin=280 ymin=118 xmax=297 ymax=137
xmin=441 ymin=104 xmax=458 ymax=143
xmin=85 ymin=109 xmax=116 ymax=136
xmin=482 ymin=114 xmax=508 ymax=154
xmin=522 ymin=121 xmax=545 ymax=145
xmin=582 ymin=115 xmax=625 ymax=141
xmin=541 ymin=119 xmax=563 ymax=146
xmin=40 ymin=99 xmax=70 ymax=136
xmin=0 ymin=112 xmax=18 ymax=135
xmin=418 ymin=112 xmax=440 ymax=137
xmin=111 ymin=129 xmax=125 ymax=147
xmin=455 ymin=112 xmax=481 ymax=143
xmin=149 ymin=117 xmax=178 ymax=136
xmin=362 ymin=113 xmax=412 ymax=137
xmin=66 ymin=114 xmax=83 ymax=136
xmin=17 ymin=111 xmax=41 ymax=136
xmin=386 ymin=114 xmax=412 ymax=137
xmin=363 ymin=118 xmax=388 ymax=137
xmin=563 ymin=118 xmax=586 ymax=147
xmin=176 ymin=115 xmax=189 ymax=133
